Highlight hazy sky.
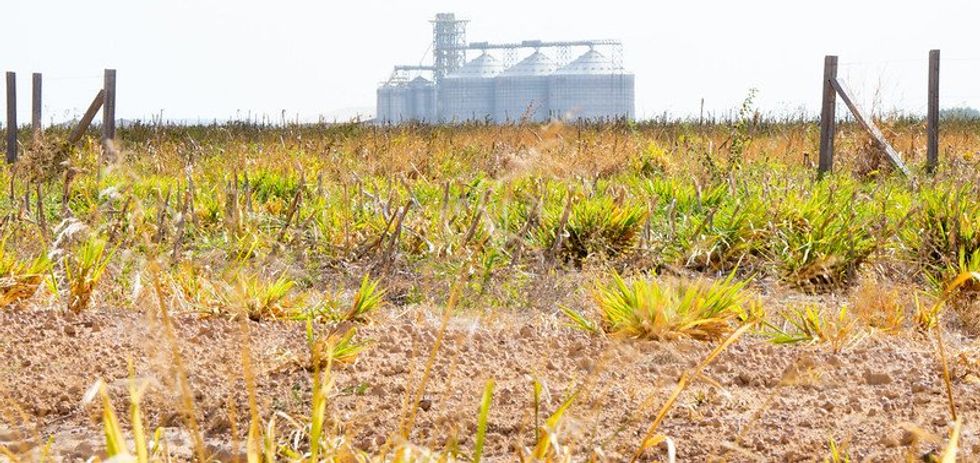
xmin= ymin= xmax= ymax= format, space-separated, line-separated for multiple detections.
xmin=5 ymin=0 xmax=980 ymax=123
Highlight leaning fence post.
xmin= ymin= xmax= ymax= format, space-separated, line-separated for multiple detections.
xmin=5 ymin=72 xmax=16 ymax=164
xmin=68 ymin=90 xmax=105 ymax=146
xmin=102 ymin=69 xmax=116 ymax=143
xmin=818 ymin=55 xmax=838 ymax=175
xmin=927 ymin=49 xmax=940 ymax=174
xmin=32 ymin=73 xmax=42 ymax=141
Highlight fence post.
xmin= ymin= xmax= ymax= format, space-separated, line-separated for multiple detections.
xmin=818 ymin=55 xmax=838 ymax=175
xmin=102 ymin=69 xmax=116 ymax=143
xmin=927 ymin=49 xmax=940 ymax=174
xmin=68 ymin=90 xmax=105 ymax=146
xmin=5 ymin=72 xmax=16 ymax=164
xmin=32 ymin=73 xmax=42 ymax=141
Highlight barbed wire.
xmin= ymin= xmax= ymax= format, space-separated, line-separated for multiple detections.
xmin=40 ymin=75 xmax=102 ymax=81
xmin=838 ymin=57 xmax=980 ymax=67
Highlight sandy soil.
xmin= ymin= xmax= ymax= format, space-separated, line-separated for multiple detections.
xmin=2 ymin=305 xmax=980 ymax=462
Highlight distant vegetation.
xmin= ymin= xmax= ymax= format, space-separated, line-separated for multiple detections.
xmin=941 ymin=106 xmax=980 ymax=120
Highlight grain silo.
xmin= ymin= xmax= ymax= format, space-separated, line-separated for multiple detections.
xmin=376 ymin=82 xmax=410 ymax=124
xmin=407 ymin=76 xmax=436 ymax=122
xmin=550 ymin=49 xmax=635 ymax=121
xmin=376 ymin=13 xmax=634 ymax=124
xmin=440 ymin=53 xmax=504 ymax=122
xmin=494 ymin=51 xmax=558 ymax=123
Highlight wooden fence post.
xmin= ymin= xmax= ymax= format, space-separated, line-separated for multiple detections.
xmin=102 ymin=69 xmax=116 ymax=143
xmin=32 ymin=73 xmax=42 ymax=141
xmin=5 ymin=72 xmax=16 ymax=164
xmin=818 ymin=55 xmax=838 ymax=175
xmin=927 ymin=49 xmax=940 ymax=174
xmin=68 ymin=90 xmax=106 ymax=146
xmin=830 ymin=78 xmax=913 ymax=179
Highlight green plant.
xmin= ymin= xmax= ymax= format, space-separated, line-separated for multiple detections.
xmin=774 ymin=182 xmax=878 ymax=292
xmin=228 ymin=273 xmax=296 ymax=320
xmin=0 ymin=237 xmax=50 ymax=308
xmin=824 ymin=437 xmax=851 ymax=463
xmin=561 ymin=305 xmax=601 ymax=335
xmin=728 ymin=88 xmax=758 ymax=170
xmin=677 ymin=195 xmax=767 ymax=271
xmin=538 ymin=194 xmax=646 ymax=265
xmin=65 ymin=236 xmax=115 ymax=313
xmin=341 ymin=274 xmax=386 ymax=322
xmin=473 ymin=379 xmax=494 ymax=463
xmin=586 ymin=271 xmax=747 ymax=340
xmin=92 ymin=362 xmax=156 ymax=463
xmin=321 ymin=328 xmax=363 ymax=365
xmin=766 ymin=305 xmax=862 ymax=353
xmin=910 ymin=186 xmax=980 ymax=286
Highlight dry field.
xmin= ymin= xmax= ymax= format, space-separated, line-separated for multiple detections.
xmin=1 ymin=118 xmax=979 ymax=462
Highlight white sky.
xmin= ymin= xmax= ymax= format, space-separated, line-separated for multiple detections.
xmin=5 ymin=0 xmax=980 ymax=123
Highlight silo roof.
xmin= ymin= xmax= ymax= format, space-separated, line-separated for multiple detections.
xmin=500 ymin=51 xmax=558 ymax=76
xmin=408 ymin=76 xmax=434 ymax=87
xmin=555 ymin=49 xmax=624 ymax=75
xmin=447 ymin=53 xmax=505 ymax=78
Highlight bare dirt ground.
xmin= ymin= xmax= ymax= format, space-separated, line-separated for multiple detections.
xmin=2 ymin=305 xmax=980 ymax=462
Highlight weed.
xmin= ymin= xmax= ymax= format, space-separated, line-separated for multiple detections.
xmin=538 ymin=194 xmax=646 ymax=265
xmin=909 ymin=185 xmax=980 ymax=285
xmin=64 ymin=235 xmax=115 ymax=313
xmin=0 ymin=237 xmax=50 ymax=308
xmin=587 ymin=271 xmax=747 ymax=340
xmin=226 ymin=273 xmax=296 ymax=320
xmin=850 ymin=277 xmax=905 ymax=333
xmin=824 ymin=437 xmax=851 ymax=463
xmin=317 ymin=327 xmax=364 ymax=366
xmin=766 ymin=305 xmax=862 ymax=353
xmin=774 ymin=182 xmax=877 ymax=292
xmin=473 ymin=379 xmax=494 ymax=463
xmin=342 ymin=274 xmax=386 ymax=322
xmin=727 ymin=88 xmax=758 ymax=171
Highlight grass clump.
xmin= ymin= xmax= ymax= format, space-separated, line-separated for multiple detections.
xmin=227 ymin=273 xmax=296 ymax=320
xmin=539 ymin=194 xmax=646 ymax=265
xmin=343 ymin=274 xmax=386 ymax=322
xmin=766 ymin=305 xmax=862 ymax=353
xmin=572 ymin=272 xmax=748 ymax=340
xmin=773 ymin=184 xmax=878 ymax=292
xmin=298 ymin=274 xmax=386 ymax=323
xmin=679 ymin=196 xmax=767 ymax=272
xmin=910 ymin=186 xmax=980 ymax=285
xmin=64 ymin=235 xmax=115 ymax=313
xmin=0 ymin=238 xmax=50 ymax=308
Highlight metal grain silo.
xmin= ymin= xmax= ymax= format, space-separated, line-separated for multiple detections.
xmin=407 ymin=76 xmax=437 ymax=122
xmin=376 ymin=83 xmax=410 ymax=123
xmin=494 ymin=51 xmax=558 ymax=123
xmin=549 ymin=49 xmax=635 ymax=121
xmin=376 ymin=84 xmax=394 ymax=123
xmin=440 ymin=53 xmax=504 ymax=122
